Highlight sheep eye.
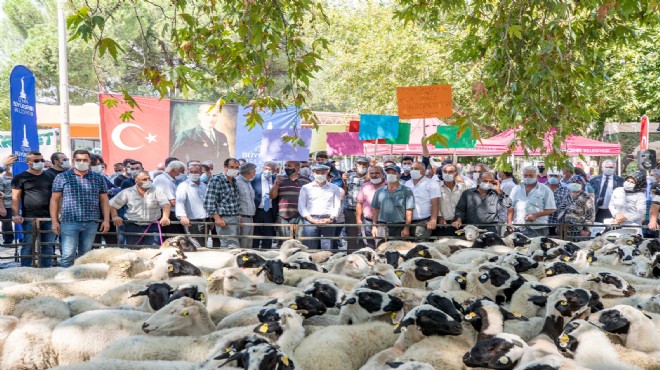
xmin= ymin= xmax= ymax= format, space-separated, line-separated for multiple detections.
xmin=228 ymin=276 xmax=236 ymax=280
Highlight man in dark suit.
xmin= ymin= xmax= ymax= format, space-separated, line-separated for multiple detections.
xmin=251 ymin=161 xmax=278 ymax=249
xmin=588 ymin=160 xmax=625 ymax=222
xmin=171 ymin=104 xmax=230 ymax=166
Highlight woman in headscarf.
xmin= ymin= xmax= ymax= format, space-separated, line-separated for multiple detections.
xmin=562 ymin=175 xmax=595 ymax=238
xmin=608 ymin=171 xmax=647 ymax=226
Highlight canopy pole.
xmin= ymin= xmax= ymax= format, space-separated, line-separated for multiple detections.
xmin=374 ymin=140 xmax=378 ymax=158
xmin=617 ymin=154 xmax=621 ymax=176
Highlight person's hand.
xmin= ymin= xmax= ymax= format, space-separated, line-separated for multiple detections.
xmin=356 ymin=217 xmax=363 ymax=225
xmin=506 ymin=224 xmax=516 ymax=233
xmin=493 ymin=179 xmax=501 ymax=193
xmin=214 ymin=217 xmax=226 ymax=227
xmin=12 ymin=215 xmax=23 ymax=224
xmin=401 ymin=227 xmax=410 ymax=237
xmin=2 ymin=155 xmax=17 ymax=167
xmin=615 ymin=213 xmax=626 ymax=223
xmin=525 ymin=213 xmax=537 ymax=222
xmin=372 ymin=226 xmax=379 ymax=238
xmin=649 ymin=220 xmax=658 ymax=231
xmin=159 ymin=217 xmax=171 ymax=226
xmin=275 ymin=176 xmax=283 ymax=186
xmin=180 ymin=216 xmax=191 ymax=227
xmin=51 ymin=222 xmax=60 ymax=236
xmin=438 ymin=217 xmax=447 ymax=225
xmin=427 ymin=218 xmax=437 ymax=230
xmin=112 ymin=216 xmax=123 ymax=227
xmin=100 ymin=220 xmax=110 ymax=233
xmin=342 ymin=172 xmax=348 ymax=181
xmin=452 ymin=219 xmax=462 ymax=229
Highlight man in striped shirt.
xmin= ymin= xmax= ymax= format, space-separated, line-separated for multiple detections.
xmin=270 ymin=160 xmax=310 ymax=242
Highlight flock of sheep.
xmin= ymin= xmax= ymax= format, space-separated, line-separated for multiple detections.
xmin=0 ymin=226 xmax=659 ymax=369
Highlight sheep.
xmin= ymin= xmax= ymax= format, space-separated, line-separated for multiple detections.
xmin=463 ymin=332 xmax=542 ymax=369
xmin=338 ymin=288 xmax=404 ymax=325
xmin=215 ymin=343 xmax=293 ymax=370
xmin=206 ymin=267 xmax=258 ymax=297
xmin=462 ymin=298 xmax=529 ymax=341
xmin=64 ymin=295 xmax=110 ymax=316
xmin=53 ymin=263 xmax=109 ymax=281
xmin=160 ymin=235 xmax=198 ymax=252
xmin=297 ymin=272 xmax=359 ymax=292
xmin=206 ymin=294 xmax=271 ymax=323
xmin=506 ymin=281 xmax=552 ymax=318
xmin=588 ymin=305 xmax=660 ymax=353
xmin=395 ymin=331 xmax=474 ymax=370
xmin=302 ymin=279 xmax=346 ymax=309
xmin=446 ymin=248 xmax=497 ymax=265
xmin=329 ymin=254 xmax=372 ymax=279
xmin=425 ymin=270 xmax=468 ymax=292
xmin=0 ymin=267 xmax=64 ymax=284
xmin=1 ymin=296 xmax=71 ymax=370
xmin=50 ymin=360 xmax=199 ymax=369
xmin=541 ymin=272 xmax=636 ymax=298
xmin=73 ymin=247 xmax=168 ymax=265
xmin=396 ymin=258 xmax=451 ymax=289
xmin=215 ymin=293 xmax=326 ymax=329
xmin=454 ymin=224 xmax=487 ymax=242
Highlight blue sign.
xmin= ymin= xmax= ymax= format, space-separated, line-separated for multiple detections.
xmin=9 ymin=66 xmax=38 ymax=174
xmin=235 ymin=107 xmax=302 ymax=167
xmin=358 ymin=114 xmax=399 ymax=140
xmin=260 ymin=128 xmax=312 ymax=162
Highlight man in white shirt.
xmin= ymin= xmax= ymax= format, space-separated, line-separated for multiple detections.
xmin=436 ymin=163 xmax=468 ymax=236
xmin=404 ymin=161 xmax=441 ymax=238
xmin=153 ymin=160 xmax=186 ymax=236
xmin=298 ymin=164 xmax=341 ymax=249
xmin=508 ymin=165 xmax=556 ymax=237
xmin=175 ymin=163 xmax=208 ymax=248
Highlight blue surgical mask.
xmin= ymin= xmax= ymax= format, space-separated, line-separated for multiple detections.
xmin=522 ymin=178 xmax=537 ymax=185
xmin=568 ymin=183 xmax=582 ymax=192
xmin=548 ymin=177 xmax=560 ymax=185
xmin=200 ymin=173 xmax=209 ymax=183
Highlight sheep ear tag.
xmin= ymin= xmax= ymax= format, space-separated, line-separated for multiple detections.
xmin=563 ymin=257 xmax=570 ymax=262
xmin=182 ymin=311 xmax=189 ymax=316
xmin=545 ymin=269 xmax=553 ymax=275
xmin=465 ymin=312 xmax=477 ymax=321
xmin=395 ymin=271 xmax=403 ymax=277
xmin=587 ymin=257 xmax=593 ymax=263
xmin=168 ymin=265 xmax=174 ymax=272
xmin=289 ymin=304 xmax=298 ymax=309
xmin=242 ymin=256 xmax=249 ymax=261
xmin=281 ymin=356 xmax=290 ymax=366
xmin=559 ymin=334 xmax=570 ymax=347
xmin=119 ymin=263 xmax=127 ymax=268
xmin=456 ymin=231 xmax=463 ymax=235
xmin=391 ymin=310 xmax=404 ymax=325
xmin=258 ymin=323 xmax=269 ymax=333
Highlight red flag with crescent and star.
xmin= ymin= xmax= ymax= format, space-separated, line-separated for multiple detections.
xmin=99 ymin=94 xmax=171 ymax=170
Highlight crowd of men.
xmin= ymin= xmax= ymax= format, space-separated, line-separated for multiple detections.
xmin=0 ymin=149 xmax=657 ymax=267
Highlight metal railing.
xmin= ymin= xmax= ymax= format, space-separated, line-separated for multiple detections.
xmin=0 ymin=218 xmax=654 ymax=268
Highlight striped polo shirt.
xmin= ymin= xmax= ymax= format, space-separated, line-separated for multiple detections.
xmin=277 ymin=177 xmax=310 ymax=219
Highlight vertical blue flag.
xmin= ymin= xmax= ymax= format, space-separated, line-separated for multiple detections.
xmin=9 ymin=66 xmax=38 ymax=174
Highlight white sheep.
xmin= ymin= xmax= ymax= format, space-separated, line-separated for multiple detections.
xmin=0 ymin=266 xmax=64 ymax=284
xmin=50 ymin=359 xmax=199 ymax=369
xmin=540 ymin=272 xmax=636 ymax=297
xmin=206 ymin=267 xmax=258 ymax=297
xmin=328 ymin=254 xmax=372 ymax=279
xmin=588 ymin=305 xmax=660 ymax=353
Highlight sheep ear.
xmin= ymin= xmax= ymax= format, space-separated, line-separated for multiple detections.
xmin=128 ymin=288 xmax=149 ymax=298
xmin=264 ymin=299 xmax=278 ymax=306
xmin=641 ymin=310 xmax=653 ymax=320
xmin=338 ymin=298 xmax=356 ymax=307
xmin=295 ymin=309 xmax=309 ymax=317
xmin=256 ymin=268 xmax=265 ymax=276
xmin=282 ymin=263 xmax=292 ymax=269
xmin=501 ymin=308 xmax=528 ymax=321
xmin=215 ymin=351 xmax=244 ymax=367
xmin=528 ymin=296 xmax=547 ymax=305
xmin=588 ymin=276 xmax=602 ymax=283
xmin=150 ymin=252 xmax=162 ymax=260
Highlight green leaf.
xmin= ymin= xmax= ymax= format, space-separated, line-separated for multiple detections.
xmin=101 ymin=97 xmax=118 ymax=109
xmin=98 ymin=38 xmax=124 ymax=61
xmin=508 ymin=25 xmax=522 ymax=40
xmin=119 ymin=111 xmax=134 ymax=122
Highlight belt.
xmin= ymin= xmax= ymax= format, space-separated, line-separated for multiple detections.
xmin=240 ymin=215 xmax=254 ymax=218
xmin=219 ymin=214 xmax=239 ymax=217
xmin=364 ymin=217 xmax=373 ymax=221
xmin=311 ymin=214 xmax=331 ymax=218
xmin=413 ymin=217 xmax=431 ymax=222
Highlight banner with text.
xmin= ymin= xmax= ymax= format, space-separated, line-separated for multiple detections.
xmin=327 ymin=132 xmax=364 ymax=155
xmin=397 ymin=84 xmax=452 ymax=119
xmin=9 ymin=65 xmax=39 ymax=174
xmin=0 ymin=129 xmax=58 ymax=162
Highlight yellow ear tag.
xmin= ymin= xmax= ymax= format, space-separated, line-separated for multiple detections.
xmin=545 ymin=242 xmax=551 ymax=246
xmin=395 ymin=271 xmax=403 ymax=277
xmin=242 ymin=256 xmax=249 ymax=261
xmin=560 ymin=301 xmax=568 ymax=306
xmin=512 ymin=312 xmax=521 ymax=318
xmin=289 ymin=304 xmax=298 ymax=309
xmin=168 ymin=265 xmax=174 ymax=272
xmin=259 ymin=323 xmax=269 ymax=333
xmin=199 ymin=293 xmax=206 ymax=302
xmin=456 ymin=231 xmax=463 ymax=235
xmin=391 ymin=312 xmax=398 ymax=319
xmin=281 ymin=356 xmax=289 ymax=366
xmin=587 ymin=257 xmax=593 ymax=263
xmin=546 ymin=269 xmax=553 ymax=275
xmin=559 ymin=334 xmax=570 ymax=343
xmin=418 ymin=250 xmax=425 ymax=255
xmin=119 ymin=263 xmax=127 ymax=268
xmin=563 ymin=257 xmax=570 ymax=262
xmin=627 ymin=241 xmax=633 ymax=245
xmin=183 ymin=311 xmax=189 ymax=316
xmin=458 ymin=277 xmax=466 ymax=282
xmin=225 ymin=347 xmax=231 ymax=353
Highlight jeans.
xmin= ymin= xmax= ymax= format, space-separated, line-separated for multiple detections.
xmin=277 ymin=216 xmax=302 ymax=240
xmin=252 ymin=208 xmax=276 ymax=249
xmin=124 ymin=222 xmax=161 ymax=246
xmin=60 ymin=221 xmax=98 ymax=268
xmin=517 ymin=226 xmax=548 ymax=237
xmin=21 ymin=220 xmax=55 ymax=267
xmin=361 ymin=218 xmax=377 ymax=248
xmin=215 ymin=216 xmax=240 ymax=248
xmin=344 ymin=208 xmax=360 ymax=249
xmin=301 ymin=216 xmax=336 ymax=250
xmin=1 ymin=208 xmax=13 ymax=244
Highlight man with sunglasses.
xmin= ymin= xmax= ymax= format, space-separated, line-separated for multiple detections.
xmin=11 ymin=151 xmax=56 ymax=267
xmin=452 ymin=171 xmax=511 ymax=234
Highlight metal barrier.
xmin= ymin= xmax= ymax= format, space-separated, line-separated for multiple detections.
xmin=0 ymin=218 xmax=654 ymax=268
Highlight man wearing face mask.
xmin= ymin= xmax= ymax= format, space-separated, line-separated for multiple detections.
xmin=436 ymin=164 xmax=467 ymax=237
xmin=50 ymin=150 xmax=110 ymax=267
xmin=47 ymin=152 xmax=70 ymax=177
xmin=562 ymin=175 xmax=595 ymax=238
xmin=356 ymin=166 xmax=386 ymax=247
xmin=536 ymin=161 xmax=548 ymax=184
xmin=270 ymin=161 xmax=310 ymax=242
xmin=343 ymin=157 xmax=370 ymax=248
xmin=588 ymin=160 xmax=625 ymax=223
xmin=316 ymin=152 xmax=343 ymax=187
xmin=546 ymin=167 xmax=571 ymax=236
xmin=508 ymin=165 xmax=556 ymax=237
xmin=399 ymin=156 xmax=416 ymax=182
xmin=120 ymin=161 xmax=144 ymax=190
xmin=153 ymin=160 xmax=187 ymax=236
xmin=404 ymin=161 xmax=441 ymax=238
xmin=299 ymin=161 xmax=312 ymax=180
xmin=176 ymin=163 xmax=211 ymax=248
xmin=234 ymin=163 xmax=257 ymax=249
xmin=251 ymin=161 xmax=278 ymax=249
xmin=371 ymin=165 xmax=415 ymax=240
xmin=111 ymin=170 xmax=171 ymax=246
xmin=11 ymin=151 xmax=55 ymax=267
xmin=453 ymin=171 xmax=511 ymax=234
xmin=204 ymin=158 xmax=242 ymax=248
xmin=90 ymin=154 xmax=120 ymax=246
xmin=113 ymin=158 xmax=136 ymax=187
xmin=298 ymin=164 xmax=341 ymax=249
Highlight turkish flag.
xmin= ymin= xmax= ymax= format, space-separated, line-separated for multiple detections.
xmin=99 ymin=94 xmax=171 ymax=170
xmin=349 ymin=120 xmax=385 ymax=144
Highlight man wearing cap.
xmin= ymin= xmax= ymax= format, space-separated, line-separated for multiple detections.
xmin=315 ymin=152 xmax=344 ymax=188
xmin=371 ymin=165 xmax=415 ymax=239
xmin=546 ymin=167 xmax=571 ymax=236
xmin=435 ymin=163 xmax=468 ymax=237
xmin=298 ymin=164 xmax=341 ymax=249
xmin=236 ymin=163 xmax=257 ymax=249
xmin=344 ymin=157 xmax=370 ymax=248
xmin=588 ymin=160 xmax=624 ymax=222
xmin=356 ymin=165 xmax=386 ymax=247
xmin=404 ymin=161 xmax=441 ymax=238
xmin=270 ymin=160 xmax=310 ymax=241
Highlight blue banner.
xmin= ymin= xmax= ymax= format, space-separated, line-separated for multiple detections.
xmin=358 ymin=114 xmax=399 ymax=140
xmin=260 ymin=128 xmax=312 ymax=162
xmin=9 ymin=66 xmax=38 ymax=174
xmin=235 ymin=107 xmax=302 ymax=167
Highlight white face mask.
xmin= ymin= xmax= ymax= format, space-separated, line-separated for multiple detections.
xmin=603 ymin=168 xmax=615 ymax=176
xmin=74 ymin=161 xmax=89 ymax=171
xmin=401 ymin=165 xmax=411 ymax=173
xmin=356 ymin=167 xmax=367 ymax=175
xmin=188 ymin=174 xmax=201 ymax=182
xmin=623 ymin=182 xmax=635 ymax=191
xmin=443 ymin=174 xmax=455 ymax=183
xmin=370 ymin=177 xmax=383 ymax=184
xmin=141 ymin=181 xmax=153 ymax=189
xmin=314 ymin=174 xmax=327 ymax=183
xmin=300 ymin=168 xmax=310 ymax=177
xmin=472 ymin=173 xmax=481 ymax=181
xmin=522 ymin=178 xmax=537 ymax=185
xmin=410 ymin=170 xmax=423 ymax=180
xmin=31 ymin=162 xmax=44 ymax=171
xmin=479 ymin=182 xmax=493 ymax=191
xmin=263 ymin=170 xmax=272 ymax=177
xmin=61 ymin=161 xmax=71 ymax=169
xmin=226 ymin=169 xmax=239 ymax=177
xmin=386 ymin=174 xmax=399 ymax=183
xmin=91 ymin=165 xmax=103 ymax=174
xmin=175 ymin=173 xmax=186 ymax=180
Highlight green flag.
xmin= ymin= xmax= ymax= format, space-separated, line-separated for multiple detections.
xmin=435 ymin=126 xmax=476 ymax=148
xmin=386 ymin=122 xmax=411 ymax=144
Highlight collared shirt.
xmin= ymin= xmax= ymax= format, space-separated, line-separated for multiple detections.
xmin=356 ymin=181 xmax=384 ymax=220
xmin=438 ymin=181 xmax=467 ymax=220
xmin=510 ymin=182 xmax=556 ymax=228
xmin=345 ymin=171 xmax=367 ymax=210
xmin=500 ymin=178 xmax=516 ymax=196
xmin=548 ymin=184 xmax=571 ymax=225
xmin=259 ymin=172 xmax=273 ymax=209
xmin=175 ymin=179 xmax=209 ymax=220
xmin=110 ymin=186 xmax=169 ymax=222
xmin=564 ymin=191 xmax=595 ymax=228
xmin=0 ymin=173 xmax=11 ymax=208
xmin=609 ymin=188 xmax=646 ymax=225
xmin=371 ymin=184 xmax=415 ymax=223
xmin=277 ymin=176 xmax=310 ymax=219
xmin=404 ymin=177 xmax=441 ymax=220
xmin=52 ymin=170 xmax=108 ymax=222
xmin=298 ymin=181 xmax=341 ymax=218
xmin=235 ymin=175 xmax=257 ymax=217
xmin=153 ymin=172 xmax=177 ymax=211
xmin=204 ymin=173 xmax=240 ymax=216
xmin=455 ymin=188 xmax=512 ymax=224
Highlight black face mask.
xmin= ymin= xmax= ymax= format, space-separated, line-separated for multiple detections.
xmin=284 ymin=168 xmax=296 ymax=176
xmin=538 ymin=166 xmax=545 ymax=173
